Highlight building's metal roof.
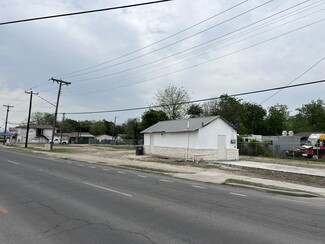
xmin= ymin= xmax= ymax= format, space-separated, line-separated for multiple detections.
xmin=69 ymin=132 xmax=95 ymax=138
xmin=141 ymin=116 xmax=235 ymax=133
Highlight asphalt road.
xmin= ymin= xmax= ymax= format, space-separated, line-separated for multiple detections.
xmin=0 ymin=147 xmax=325 ymax=244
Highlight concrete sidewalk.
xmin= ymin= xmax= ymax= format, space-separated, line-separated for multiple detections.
xmin=170 ymin=160 xmax=325 ymax=197
xmin=213 ymin=160 xmax=325 ymax=177
xmin=173 ymin=170 xmax=325 ymax=197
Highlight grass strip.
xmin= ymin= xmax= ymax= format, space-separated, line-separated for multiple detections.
xmin=225 ymin=178 xmax=313 ymax=193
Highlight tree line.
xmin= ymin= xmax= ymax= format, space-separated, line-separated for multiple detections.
xmin=23 ymin=84 xmax=325 ymax=139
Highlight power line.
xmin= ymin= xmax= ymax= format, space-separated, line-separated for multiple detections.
xmin=0 ymin=0 xmax=173 ymax=26
xmin=68 ymin=4 xmax=325 ymax=87
xmin=62 ymin=0 xmax=275 ymax=79
xmin=65 ymin=17 xmax=325 ymax=96
xmin=60 ymin=79 xmax=325 ymax=115
xmin=261 ymin=55 xmax=325 ymax=104
xmin=66 ymin=0 xmax=316 ymax=88
xmin=59 ymin=0 xmax=250 ymax=78
xmin=36 ymin=95 xmax=57 ymax=107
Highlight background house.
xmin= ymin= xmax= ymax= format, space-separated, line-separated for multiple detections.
xmin=141 ymin=116 xmax=238 ymax=161
xmin=16 ymin=125 xmax=55 ymax=143
xmin=69 ymin=132 xmax=95 ymax=144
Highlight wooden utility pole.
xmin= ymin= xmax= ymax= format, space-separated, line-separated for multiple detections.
xmin=50 ymin=78 xmax=71 ymax=150
xmin=3 ymin=104 xmax=14 ymax=145
xmin=60 ymin=113 xmax=65 ymax=144
xmin=25 ymin=90 xmax=38 ymax=148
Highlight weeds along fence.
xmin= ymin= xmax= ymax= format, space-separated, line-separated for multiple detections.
xmin=88 ymin=139 xmax=144 ymax=146
xmin=238 ymin=141 xmax=302 ymax=158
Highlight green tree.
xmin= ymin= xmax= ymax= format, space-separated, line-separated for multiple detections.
xmin=187 ymin=104 xmax=203 ymax=118
xmin=241 ymin=102 xmax=266 ymax=135
xmin=79 ymin=120 xmax=92 ymax=132
xmin=141 ymin=109 xmax=168 ymax=129
xmin=62 ymin=118 xmax=79 ymax=133
xmin=216 ymin=94 xmax=243 ymax=125
xmin=90 ymin=121 xmax=107 ymax=136
xmin=154 ymin=84 xmax=190 ymax=120
xmin=265 ymin=104 xmax=289 ymax=135
xmin=201 ymin=95 xmax=242 ymax=125
xmin=31 ymin=112 xmax=54 ymax=125
xmin=202 ymin=100 xmax=218 ymax=116
xmin=103 ymin=119 xmax=115 ymax=136
xmin=124 ymin=118 xmax=142 ymax=141
xmin=291 ymin=99 xmax=325 ymax=132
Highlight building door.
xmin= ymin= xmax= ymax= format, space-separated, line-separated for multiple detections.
xmin=218 ymin=135 xmax=226 ymax=160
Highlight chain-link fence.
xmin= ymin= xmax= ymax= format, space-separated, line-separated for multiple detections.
xmin=88 ymin=139 xmax=143 ymax=146
xmin=238 ymin=141 xmax=303 ymax=158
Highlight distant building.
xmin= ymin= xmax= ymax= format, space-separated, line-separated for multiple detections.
xmin=16 ymin=125 xmax=56 ymax=143
xmin=69 ymin=132 xmax=95 ymax=144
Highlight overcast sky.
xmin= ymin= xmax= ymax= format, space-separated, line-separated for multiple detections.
xmin=1 ymin=0 xmax=324 ymax=129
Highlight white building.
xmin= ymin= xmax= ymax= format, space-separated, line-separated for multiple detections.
xmin=141 ymin=116 xmax=239 ymax=161
xmin=16 ymin=125 xmax=55 ymax=143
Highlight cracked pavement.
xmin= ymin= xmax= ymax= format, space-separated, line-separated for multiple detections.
xmin=1 ymin=147 xmax=325 ymax=243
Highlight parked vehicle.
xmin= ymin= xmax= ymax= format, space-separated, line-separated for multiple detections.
xmin=49 ymin=136 xmax=69 ymax=144
xmin=301 ymin=134 xmax=325 ymax=159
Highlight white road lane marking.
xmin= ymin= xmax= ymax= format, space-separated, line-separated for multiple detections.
xmin=159 ymin=179 xmax=173 ymax=183
xmin=117 ymin=171 xmax=126 ymax=174
xmin=83 ymin=182 xmax=133 ymax=197
xmin=89 ymin=166 xmax=96 ymax=169
xmin=102 ymin=169 xmax=110 ymax=171
xmin=78 ymin=164 xmax=84 ymax=167
xmin=192 ymin=185 xmax=206 ymax=189
xmin=230 ymin=192 xmax=247 ymax=197
xmin=67 ymin=162 xmax=72 ymax=164
xmin=137 ymin=175 xmax=147 ymax=178
xmin=7 ymin=160 xmax=20 ymax=165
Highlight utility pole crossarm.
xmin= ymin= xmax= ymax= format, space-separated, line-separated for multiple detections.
xmin=50 ymin=78 xmax=71 ymax=85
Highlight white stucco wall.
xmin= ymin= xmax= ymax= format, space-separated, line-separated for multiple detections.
xmin=16 ymin=128 xmax=53 ymax=143
xmin=143 ymin=118 xmax=238 ymax=161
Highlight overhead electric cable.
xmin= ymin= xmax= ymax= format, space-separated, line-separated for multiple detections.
xmin=261 ymin=55 xmax=325 ymax=104
xmin=58 ymin=0 xmax=250 ymax=77
xmin=69 ymin=5 xmax=325 ymax=87
xmin=36 ymin=95 xmax=57 ymax=107
xmin=65 ymin=17 xmax=325 ymax=96
xmin=67 ymin=0 xmax=311 ymax=82
xmin=61 ymin=79 xmax=325 ymax=115
xmin=63 ymin=0 xmax=275 ymax=79
xmin=0 ymin=0 xmax=173 ymax=26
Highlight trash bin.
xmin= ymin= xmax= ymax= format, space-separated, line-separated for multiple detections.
xmin=135 ymin=146 xmax=143 ymax=155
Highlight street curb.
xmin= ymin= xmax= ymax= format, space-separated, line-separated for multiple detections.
xmin=225 ymin=182 xmax=321 ymax=197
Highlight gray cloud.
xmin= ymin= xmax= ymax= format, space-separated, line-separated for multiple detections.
xmin=1 ymin=0 xmax=324 ymax=128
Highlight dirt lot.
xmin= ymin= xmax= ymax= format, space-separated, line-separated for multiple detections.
xmin=19 ymin=144 xmax=325 ymax=168
xmin=14 ymin=144 xmax=205 ymax=174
